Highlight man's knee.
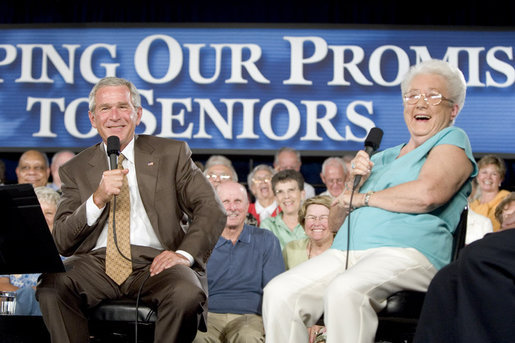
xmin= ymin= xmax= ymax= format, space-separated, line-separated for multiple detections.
xmin=223 ymin=315 xmax=265 ymax=343
xmin=36 ymin=272 xmax=74 ymax=304
xmin=157 ymin=267 xmax=206 ymax=309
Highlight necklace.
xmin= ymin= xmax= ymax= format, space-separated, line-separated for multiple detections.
xmin=307 ymin=240 xmax=312 ymax=259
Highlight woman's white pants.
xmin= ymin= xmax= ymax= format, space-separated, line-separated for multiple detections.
xmin=262 ymin=247 xmax=437 ymax=343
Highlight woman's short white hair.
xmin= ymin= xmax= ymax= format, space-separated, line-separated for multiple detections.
xmin=247 ymin=164 xmax=275 ymax=187
xmin=401 ymin=59 xmax=467 ymax=115
xmin=34 ymin=186 xmax=60 ymax=207
xmin=204 ymin=155 xmax=238 ymax=182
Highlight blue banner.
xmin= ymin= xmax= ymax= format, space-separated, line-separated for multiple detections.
xmin=0 ymin=26 xmax=514 ymax=155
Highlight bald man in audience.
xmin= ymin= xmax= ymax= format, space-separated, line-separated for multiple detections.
xmin=48 ymin=150 xmax=76 ymax=192
xmin=15 ymin=150 xmax=50 ymax=188
xmin=193 ymin=181 xmax=284 ymax=343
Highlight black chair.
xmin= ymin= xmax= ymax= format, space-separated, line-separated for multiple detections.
xmin=315 ymin=207 xmax=468 ymax=343
xmin=88 ymin=298 xmax=156 ymax=343
xmin=375 ymin=207 xmax=468 ymax=343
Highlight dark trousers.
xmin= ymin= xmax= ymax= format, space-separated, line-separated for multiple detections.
xmin=36 ymin=246 xmax=206 ymax=343
xmin=414 ymin=229 xmax=515 ymax=343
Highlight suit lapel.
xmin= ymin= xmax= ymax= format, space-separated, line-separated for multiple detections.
xmin=87 ymin=144 xmax=109 ymax=194
xmin=134 ymin=136 xmax=159 ymax=231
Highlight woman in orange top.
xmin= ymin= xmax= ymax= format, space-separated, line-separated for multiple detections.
xmin=469 ymin=154 xmax=510 ymax=231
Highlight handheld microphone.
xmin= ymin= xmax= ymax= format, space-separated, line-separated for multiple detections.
xmin=353 ymin=127 xmax=384 ymax=189
xmin=106 ymin=136 xmax=120 ymax=170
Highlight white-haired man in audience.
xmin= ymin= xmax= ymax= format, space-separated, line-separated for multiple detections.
xmin=319 ymin=157 xmax=348 ymax=199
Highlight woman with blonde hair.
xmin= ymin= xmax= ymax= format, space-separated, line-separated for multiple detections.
xmin=469 ymin=154 xmax=510 ymax=231
xmin=283 ymin=195 xmax=334 ymax=270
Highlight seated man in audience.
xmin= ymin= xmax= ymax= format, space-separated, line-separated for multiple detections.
xmin=247 ymin=164 xmax=278 ymax=226
xmin=319 ymin=157 xmax=348 ymax=199
xmin=48 ymin=150 xmax=76 ymax=192
xmin=273 ymin=147 xmax=315 ymax=199
xmin=260 ymin=170 xmax=307 ymax=249
xmin=15 ymin=150 xmax=50 ymax=188
xmin=193 ymin=181 xmax=284 ymax=343
xmin=414 ymin=192 xmax=515 ymax=343
xmin=204 ymin=155 xmax=238 ymax=188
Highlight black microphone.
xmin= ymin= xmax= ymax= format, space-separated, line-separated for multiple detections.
xmin=353 ymin=127 xmax=384 ymax=189
xmin=106 ymin=136 xmax=120 ymax=170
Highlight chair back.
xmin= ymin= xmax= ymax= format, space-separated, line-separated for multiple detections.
xmin=451 ymin=207 xmax=468 ymax=261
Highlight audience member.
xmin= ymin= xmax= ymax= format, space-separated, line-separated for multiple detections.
xmin=247 ymin=164 xmax=278 ymax=226
xmin=260 ymin=169 xmax=307 ymax=249
xmin=274 ymin=147 xmax=315 ymax=198
xmin=282 ymin=196 xmax=334 ymax=343
xmin=193 ymin=181 xmax=284 ymax=343
xmin=282 ymin=195 xmax=334 ymax=270
xmin=34 ymin=186 xmax=61 ymax=232
xmin=48 ymin=150 xmax=76 ymax=192
xmin=204 ymin=155 xmax=238 ymax=187
xmin=36 ymin=76 xmax=226 ymax=342
xmin=15 ymin=150 xmax=50 ymax=188
xmin=414 ymin=192 xmax=515 ymax=343
xmin=465 ymin=208 xmax=493 ymax=245
xmin=319 ymin=157 xmax=348 ymax=198
xmin=262 ymin=59 xmax=477 ymax=343
xmin=469 ymin=154 xmax=510 ymax=231
xmin=0 ymin=186 xmax=60 ymax=316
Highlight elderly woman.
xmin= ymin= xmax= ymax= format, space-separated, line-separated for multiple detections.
xmin=247 ymin=164 xmax=277 ymax=226
xmin=469 ymin=154 xmax=510 ymax=232
xmin=263 ymin=59 xmax=477 ymax=343
xmin=283 ymin=195 xmax=333 ymax=270
xmin=34 ymin=185 xmax=61 ymax=231
xmin=0 ymin=186 xmax=60 ymax=315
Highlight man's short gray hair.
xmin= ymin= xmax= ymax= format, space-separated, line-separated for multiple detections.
xmin=88 ymin=77 xmax=141 ymax=113
xmin=274 ymin=147 xmax=301 ymax=166
xmin=321 ymin=157 xmax=347 ymax=176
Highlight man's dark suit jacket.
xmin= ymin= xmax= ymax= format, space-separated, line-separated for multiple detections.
xmin=52 ymin=135 xmax=226 ymax=318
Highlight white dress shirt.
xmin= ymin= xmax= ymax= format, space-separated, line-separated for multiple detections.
xmin=255 ymin=200 xmax=277 ymax=222
xmin=86 ymin=137 xmax=193 ymax=265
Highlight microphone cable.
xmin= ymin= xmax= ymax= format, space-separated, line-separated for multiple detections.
xmin=343 ymin=127 xmax=383 ymax=270
xmin=107 ymin=135 xmax=153 ymax=342
xmin=345 ymin=184 xmax=357 ymax=270
xmin=134 ymin=273 xmax=152 ymax=343
xmin=112 ymin=195 xmax=153 ymax=343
